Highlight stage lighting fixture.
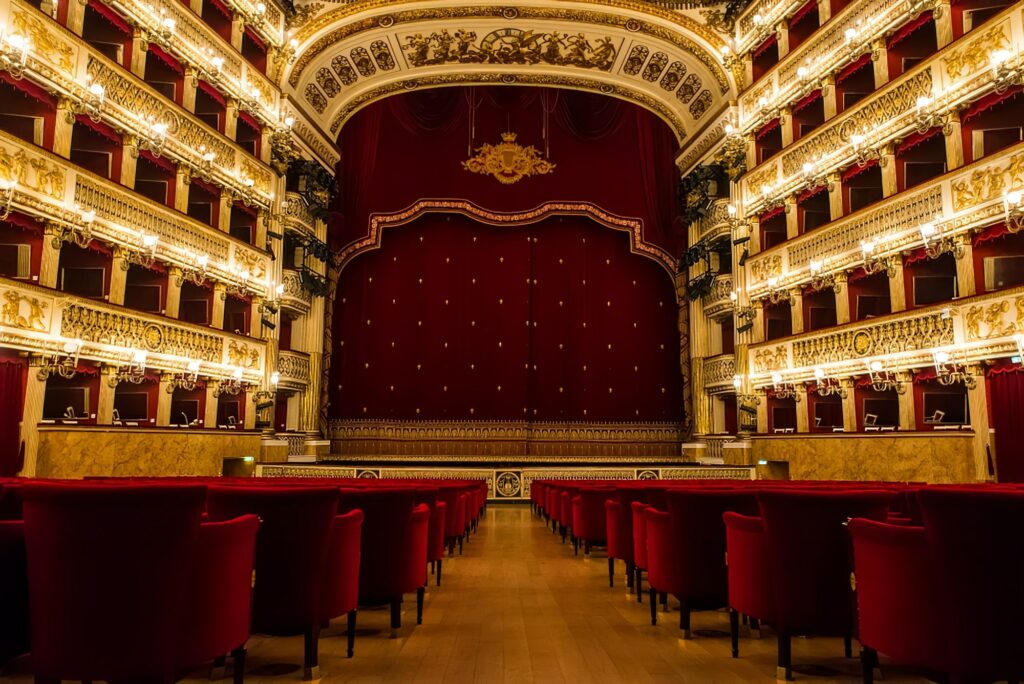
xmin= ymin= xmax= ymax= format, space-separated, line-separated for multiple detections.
xmin=738 ymin=248 xmax=749 ymax=266
xmin=733 ymin=235 xmax=750 ymax=245
xmin=266 ymin=230 xmax=283 ymax=240
xmin=261 ymin=316 xmax=276 ymax=330
xmin=737 ymin=321 xmax=754 ymax=334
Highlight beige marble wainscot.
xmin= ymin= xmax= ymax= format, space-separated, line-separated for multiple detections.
xmin=749 ymin=431 xmax=977 ymax=483
xmin=35 ymin=425 xmax=263 ymax=478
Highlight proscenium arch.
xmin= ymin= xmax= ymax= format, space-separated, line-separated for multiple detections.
xmin=337 ymin=199 xmax=680 ymax=287
xmin=283 ymin=1 xmax=737 ymax=148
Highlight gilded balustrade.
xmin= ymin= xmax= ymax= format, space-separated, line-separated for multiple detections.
xmin=278 ymin=349 xmax=311 ymax=388
xmin=282 ymin=192 xmax=317 ymax=236
xmin=739 ymin=7 xmax=1022 ymax=215
xmin=0 ymin=127 xmax=271 ymax=296
xmin=744 ymin=140 xmax=1024 ymax=296
xmin=0 ymin=276 xmax=266 ymax=381
xmin=279 ymin=269 xmax=312 ymax=315
xmin=703 ymin=273 xmax=735 ymax=319
xmin=703 ymin=354 xmax=738 ymax=392
xmin=745 ymin=285 xmax=1024 ymax=386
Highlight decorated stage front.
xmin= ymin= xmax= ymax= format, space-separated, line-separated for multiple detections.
xmin=257 ymin=462 xmax=755 ymax=501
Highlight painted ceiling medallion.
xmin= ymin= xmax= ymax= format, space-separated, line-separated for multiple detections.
xmin=462 ymin=132 xmax=555 ymax=184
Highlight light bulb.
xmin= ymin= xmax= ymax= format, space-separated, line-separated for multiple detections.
xmin=142 ymin=234 xmax=158 ymax=248
xmin=1006 ymin=190 xmax=1023 ymax=205
xmin=814 ymin=368 xmax=825 ymax=380
xmin=809 ymin=259 xmax=822 ymax=273
xmin=935 ymin=350 xmax=951 ymax=364
xmin=920 ymin=222 xmax=936 ymax=237
xmin=850 ymin=133 xmax=865 ymax=147
xmin=733 ymin=375 xmax=742 ymax=389
xmin=869 ymin=360 xmax=883 ymax=372
xmin=187 ymin=360 xmax=201 ymax=372
xmin=771 ymin=372 xmax=782 ymax=385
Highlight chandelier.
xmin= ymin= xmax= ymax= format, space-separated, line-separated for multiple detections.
xmin=124 ymin=234 xmax=159 ymax=270
xmin=66 ymin=80 xmax=105 ymax=123
xmin=1004 ymin=190 xmax=1024 ymax=233
xmin=168 ymin=360 xmax=202 ymax=392
xmin=213 ymin=368 xmax=246 ymax=397
xmin=53 ymin=205 xmax=96 ymax=249
xmin=991 ymin=49 xmax=1023 ymax=95
xmin=919 ymin=222 xmax=964 ymax=260
xmin=177 ymin=254 xmax=210 ymax=287
xmin=136 ymin=117 xmax=169 ymax=158
xmin=0 ymin=29 xmax=30 ymax=80
xmin=866 ymin=360 xmax=906 ymax=394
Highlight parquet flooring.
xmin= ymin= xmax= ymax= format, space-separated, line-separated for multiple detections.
xmin=2 ymin=504 xmax=934 ymax=683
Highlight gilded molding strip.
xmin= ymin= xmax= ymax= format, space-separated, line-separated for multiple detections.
xmin=337 ymin=199 xmax=679 ymax=277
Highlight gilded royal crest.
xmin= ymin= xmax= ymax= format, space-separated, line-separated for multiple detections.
xmin=462 ymin=132 xmax=555 ymax=185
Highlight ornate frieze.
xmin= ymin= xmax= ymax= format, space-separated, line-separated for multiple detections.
xmin=401 ymin=29 xmax=619 ymax=71
xmin=0 ymin=286 xmax=53 ymax=332
xmin=951 ymin=148 xmax=1024 ymax=212
xmin=943 ymin=21 xmax=1011 ymax=81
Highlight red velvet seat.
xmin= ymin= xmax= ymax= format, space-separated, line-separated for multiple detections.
xmin=177 ymin=514 xmax=261 ymax=683
xmin=655 ymin=488 xmax=760 ymax=636
xmin=758 ymin=489 xmax=893 ymax=679
xmin=848 ymin=518 xmax=943 ymax=683
xmin=336 ymin=488 xmax=420 ymax=631
xmin=428 ymin=501 xmax=447 ymax=586
xmin=630 ymin=500 xmax=650 ymax=604
xmin=0 ymin=482 xmax=22 ymax=520
xmin=207 ymin=485 xmax=339 ymax=680
xmin=0 ymin=520 xmax=28 ymax=666
xmin=321 ymin=509 xmax=364 ymax=658
xmin=21 ymin=483 xmax=207 ymax=682
xmin=570 ymin=486 xmax=612 ymax=557
xmin=917 ymin=488 xmax=1024 ymax=682
xmin=723 ymin=511 xmax=773 ymax=658
xmin=604 ymin=487 xmax=646 ymax=592
xmin=403 ymin=503 xmax=431 ymax=625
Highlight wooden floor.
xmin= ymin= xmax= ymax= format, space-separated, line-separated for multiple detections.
xmin=4 ymin=504 xmax=933 ymax=683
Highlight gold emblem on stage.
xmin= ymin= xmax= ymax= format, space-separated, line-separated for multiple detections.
xmin=462 ymin=132 xmax=555 ymax=185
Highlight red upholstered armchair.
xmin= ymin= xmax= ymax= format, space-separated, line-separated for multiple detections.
xmin=643 ymin=507 xmax=675 ymax=626
xmin=664 ymin=489 xmax=760 ymax=638
xmin=404 ymin=503 xmax=431 ymax=626
xmin=758 ymin=489 xmax=893 ymax=680
xmin=336 ymin=488 xmax=418 ymax=632
xmin=918 ymin=488 xmax=1024 ymax=683
xmin=429 ymin=500 xmax=448 ymax=586
xmin=0 ymin=520 xmax=28 ymax=666
xmin=848 ymin=518 xmax=943 ymax=683
xmin=570 ymin=486 xmax=613 ymax=556
xmin=630 ymin=500 xmax=650 ymax=604
xmin=21 ymin=483 xmax=207 ymax=682
xmin=177 ymin=514 xmax=261 ymax=683
xmin=723 ymin=511 xmax=773 ymax=659
xmin=605 ymin=486 xmax=647 ymax=591
xmin=321 ymin=509 xmax=364 ymax=658
xmin=206 ymin=485 xmax=339 ymax=680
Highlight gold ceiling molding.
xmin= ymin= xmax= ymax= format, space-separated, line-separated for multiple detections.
xmin=326 ymin=72 xmax=688 ymax=142
xmin=288 ymin=4 xmax=729 ymax=94
xmin=336 ymin=199 xmax=678 ymax=277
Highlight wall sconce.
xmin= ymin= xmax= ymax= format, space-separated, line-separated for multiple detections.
xmin=866 ymin=359 xmax=905 ymax=393
xmin=755 ymin=95 xmax=778 ymax=127
xmin=759 ymin=182 xmax=784 ymax=212
xmin=861 ymin=238 xmax=897 ymax=277
xmin=53 ymin=205 xmax=96 ymax=249
xmin=813 ymin=368 xmax=847 ymax=398
xmin=213 ymin=368 xmax=246 ymax=397
xmin=801 ymin=159 xmax=832 ymax=191
xmin=919 ymin=221 xmax=964 ymax=260
xmin=168 ymin=359 xmax=201 ymax=392
xmin=258 ymin=283 xmax=283 ymax=329
xmin=808 ymin=259 xmax=841 ymax=292
xmin=251 ymin=371 xmax=279 ymax=408
xmin=933 ymin=350 xmax=976 ymax=389
xmin=136 ymin=117 xmax=169 ymax=158
xmin=67 ymin=80 xmax=104 ymax=124
xmin=282 ymin=36 xmax=300 ymax=65
xmin=229 ymin=172 xmax=258 ymax=207
xmin=764 ymin=276 xmax=791 ymax=305
xmin=733 ymin=374 xmax=762 ymax=422
xmin=110 ymin=350 xmax=148 ymax=386
xmin=192 ymin=51 xmax=224 ymax=86
xmin=730 ymin=290 xmax=756 ymax=333
xmin=225 ymin=265 xmax=254 ymax=297
xmin=844 ymin=26 xmax=866 ymax=56
xmin=0 ymin=177 xmax=15 ymax=220
xmin=849 ymin=133 xmax=881 ymax=167
xmin=991 ymin=49 xmax=1023 ymax=95
xmin=770 ymin=372 xmax=801 ymax=401
xmin=38 ymin=339 xmax=82 ymax=380
xmin=238 ymin=81 xmax=261 ymax=115
xmin=177 ymin=253 xmax=209 ymax=286
xmin=125 ymin=233 xmax=159 ymax=269
xmin=1003 ymin=190 xmax=1024 ymax=233
xmin=0 ymin=28 xmax=30 ymax=80
xmin=270 ymin=114 xmax=296 ymax=158
xmin=719 ymin=43 xmax=740 ymax=70
xmin=195 ymin=145 xmax=216 ymax=182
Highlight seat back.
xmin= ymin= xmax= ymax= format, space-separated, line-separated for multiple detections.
xmin=723 ymin=512 xmax=773 ymax=622
xmin=758 ymin=489 xmax=892 ymax=634
xmin=206 ymin=486 xmax=339 ymax=635
xmin=631 ymin=501 xmax=650 ymax=569
xmin=428 ymin=501 xmax=447 ymax=562
xmin=322 ymin=509 xmax=365 ymax=622
xmin=177 ymin=514 xmax=261 ymax=671
xmin=22 ymin=484 xmax=206 ymax=681
xmin=337 ymin=488 xmax=416 ymax=605
xmin=573 ymin=487 xmax=614 ymax=543
xmin=849 ymin=518 xmax=943 ymax=670
xmin=666 ymin=489 xmax=759 ymax=603
xmin=0 ymin=520 xmax=28 ymax=665
xmin=403 ymin=503 xmax=431 ymax=592
xmin=918 ymin=488 xmax=1024 ymax=680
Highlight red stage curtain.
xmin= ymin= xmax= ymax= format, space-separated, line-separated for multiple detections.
xmin=331 ymin=213 xmax=683 ymax=423
xmin=334 ymin=86 xmax=682 ymax=258
xmin=0 ymin=359 xmax=26 ymax=476
xmin=989 ymin=369 xmax=1024 ymax=482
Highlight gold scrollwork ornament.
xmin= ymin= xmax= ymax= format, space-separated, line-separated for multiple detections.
xmin=462 ymin=132 xmax=555 ymax=185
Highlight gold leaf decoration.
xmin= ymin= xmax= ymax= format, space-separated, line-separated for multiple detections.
xmin=462 ymin=132 xmax=555 ymax=185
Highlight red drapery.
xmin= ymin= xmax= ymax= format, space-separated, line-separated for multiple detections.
xmin=887 ymin=11 xmax=933 ymax=49
xmin=0 ymin=359 xmax=26 ymax=477
xmin=755 ymin=117 xmax=781 ymax=140
xmin=793 ymin=89 xmax=822 ymax=114
xmin=989 ymin=369 xmax=1024 ymax=482
xmin=896 ymin=126 xmax=942 ymax=154
xmin=837 ymin=54 xmax=872 ymax=84
xmin=961 ymin=87 xmax=1023 ymax=124
xmin=842 ymin=159 xmax=877 ymax=182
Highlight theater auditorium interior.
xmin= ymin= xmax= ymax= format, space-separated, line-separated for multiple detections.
xmin=0 ymin=0 xmax=1022 ymax=681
